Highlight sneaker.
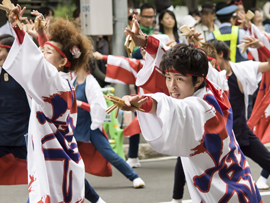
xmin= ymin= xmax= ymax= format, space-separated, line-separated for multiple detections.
xmin=96 ymin=197 xmax=106 ymax=203
xmin=126 ymin=158 xmax=141 ymax=168
xmin=256 ymin=176 xmax=269 ymax=190
xmin=133 ymin=177 xmax=145 ymax=188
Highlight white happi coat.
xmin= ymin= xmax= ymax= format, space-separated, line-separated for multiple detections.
xmin=137 ymin=90 xmax=261 ymax=203
xmin=248 ymin=23 xmax=270 ymax=61
xmin=3 ymin=34 xmax=85 ymax=202
xmin=72 ymin=74 xmax=107 ymax=131
xmin=230 ymin=61 xmax=262 ymax=119
xmin=136 ymin=36 xmax=261 ymax=202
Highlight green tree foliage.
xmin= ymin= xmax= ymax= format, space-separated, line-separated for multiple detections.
xmin=53 ymin=3 xmax=76 ymax=19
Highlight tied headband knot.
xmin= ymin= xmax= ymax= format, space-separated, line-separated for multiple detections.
xmin=0 ymin=44 xmax=11 ymax=49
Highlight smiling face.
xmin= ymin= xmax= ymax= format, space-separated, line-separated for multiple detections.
xmin=165 ymin=70 xmax=201 ymax=99
xmin=42 ymin=41 xmax=67 ymax=71
xmin=0 ymin=47 xmax=8 ymax=67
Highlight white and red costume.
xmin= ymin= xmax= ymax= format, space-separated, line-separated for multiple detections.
xmin=247 ymin=24 xmax=270 ymax=144
xmin=3 ymin=29 xmax=85 ymax=202
xmin=136 ymin=36 xmax=261 ymax=202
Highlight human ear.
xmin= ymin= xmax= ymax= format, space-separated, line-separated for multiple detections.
xmin=194 ymin=77 xmax=204 ymax=88
xmin=60 ymin=58 xmax=68 ymax=68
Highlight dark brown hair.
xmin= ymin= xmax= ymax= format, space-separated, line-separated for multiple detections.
xmin=160 ymin=44 xmax=208 ymax=88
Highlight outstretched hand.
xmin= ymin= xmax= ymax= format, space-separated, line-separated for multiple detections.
xmin=238 ymin=11 xmax=251 ymax=29
xmin=241 ymin=36 xmax=262 ymax=49
xmin=125 ymin=15 xmax=147 ymax=47
xmin=121 ymin=95 xmax=148 ymax=111
xmin=93 ymin=51 xmax=103 ymax=60
xmin=31 ymin=10 xmax=46 ymax=36
xmin=9 ymin=4 xmax=27 ymax=26
xmin=24 ymin=19 xmax=38 ymax=38
xmin=186 ymin=28 xmax=203 ymax=45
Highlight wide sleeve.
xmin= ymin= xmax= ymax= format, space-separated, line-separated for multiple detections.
xmin=206 ymin=62 xmax=228 ymax=93
xmin=248 ymin=24 xmax=270 ymax=61
xmin=105 ymin=55 xmax=143 ymax=85
xmin=3 ymin=33 xmax=72 ymax=118
xmin=85 ymin=74 xmax=107 ymax=130
xmin=137 ymin=93 xmax=216 ymax=157
xmin=264 ymin=2 xmax=270 ymax=20
xmin=136 ymin=36 xmax=170 ymax=95
xmin=231 ymin=61 xmax=261 ymax=95
xmin=231 ymin=61 xmax=261 ymax=119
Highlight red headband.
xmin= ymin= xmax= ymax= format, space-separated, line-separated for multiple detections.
xmin=0 ymin=44 xmax=11 ymax=49
xmin=165 ymin=70 xmax=205 ymax=77
xmin=234 ymin=0 xmax=243 ymax=5
xmin=207 ymin=56 xmax=221 ymax=72
xmin=44 ymin=42 xmax=71 ymax=68
xmin=165 ymin=70 xmax=229 ymax=111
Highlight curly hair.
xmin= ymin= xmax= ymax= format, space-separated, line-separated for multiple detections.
xmin=48 ymin=18 xmax=93 ymax=72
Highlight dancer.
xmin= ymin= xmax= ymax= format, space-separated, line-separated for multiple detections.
xmin=72 ymin=65 xmax=145 ymax=189
xmin=209 ymin=38 xmax=270 ymax=192
xmin=5 ymin=5 xmax=103 ymax=202
xmin=120 ymin=43 xmax=262 ymax=202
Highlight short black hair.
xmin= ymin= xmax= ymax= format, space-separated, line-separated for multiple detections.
xmin=160 ymin=44 xmax=208 ymax=88
xmin=140 ymin=3 xmax=155 ymax=14
xmin=189 ymin=9 xmax=200 ymax=17
xmin=207 ymin=39 xmax=231 ymax=61
xmin=0 ymin=34 xmax=14 ymax=52
xmin=201 ymin=2 xmax=216 ymax=14
xmin=38 ymin=6 xmax=54 ymax=18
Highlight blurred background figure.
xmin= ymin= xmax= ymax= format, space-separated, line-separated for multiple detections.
xmin=158 ymin=10 xmax=179 ymax=43
xmin=194 ymin=2 xmax=219 ymax=42
xmin=250 ymin=7 xmax=267 ymax=33
xmin=189 ymin=9 xmax=201 ymax=23
xmin=263 ymin=0 xmax=270 ymax=33
xmin=73 ymin=7 xmax=81 ymax=31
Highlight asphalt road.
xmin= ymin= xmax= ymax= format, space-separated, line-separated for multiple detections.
xmin=1 ymin=156 xmax=270 ymax=203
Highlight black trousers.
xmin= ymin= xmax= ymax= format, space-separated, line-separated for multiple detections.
xmin=173 ymin=157 xmax=186 ymax=199
xmin=240 ymin=130 xmax=270 ymax=175
xmin=0 ymin=146 xmax=27 ymax=159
